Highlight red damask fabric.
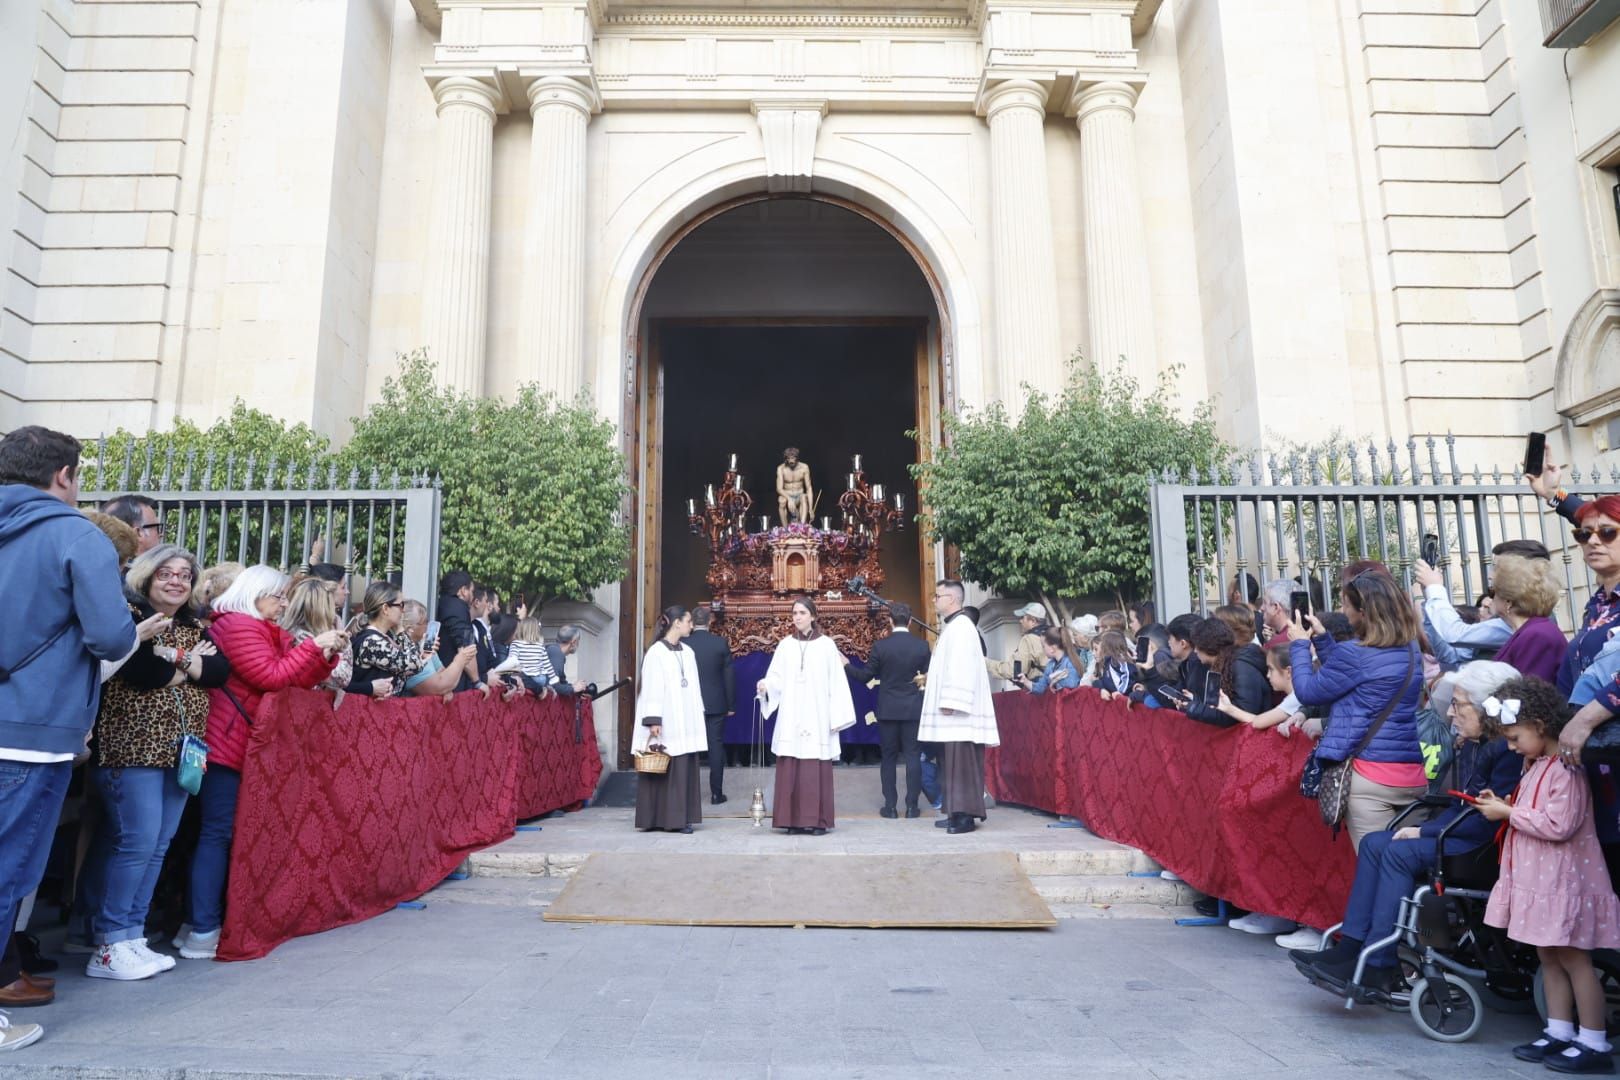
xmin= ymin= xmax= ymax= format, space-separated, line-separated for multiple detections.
xmin=219 ymin=689 xmax=601 ymax=961
xmin=987 ymin=690 xmax=1355 ymax=929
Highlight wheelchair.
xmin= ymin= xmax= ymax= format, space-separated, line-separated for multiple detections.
xmin=1293 ymin=797 xmax=1534 ymax=1042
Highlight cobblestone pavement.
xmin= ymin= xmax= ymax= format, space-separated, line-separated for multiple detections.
xmin=5 ymin=871 xmax=1550 ymax=1080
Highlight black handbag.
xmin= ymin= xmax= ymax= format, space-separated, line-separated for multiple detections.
xmin=1304 ymin=644 xmax=1420 ymax=831
xmin=1581 ymin=718 xmax=1620 ymax=767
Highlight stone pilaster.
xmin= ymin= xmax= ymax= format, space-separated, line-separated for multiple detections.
xmin=980 ymin=78 xmax=1064 ymax=407
xmin=520 ymin=73 xmax=599 ymax=401
xmin=1072 ymin=79 xmax=1156 ymax=386
xmin=421 ymin=72 xmax=503 ymax=395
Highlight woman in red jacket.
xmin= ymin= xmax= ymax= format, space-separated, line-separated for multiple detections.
xmin=174 ymin=565 xmax=344 ymax=960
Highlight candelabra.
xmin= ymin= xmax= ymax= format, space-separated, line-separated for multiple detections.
xmin=837 ymin=454 xmax=908 ymax=541
xmin=687 ymin=455 xmax=754 ymax=550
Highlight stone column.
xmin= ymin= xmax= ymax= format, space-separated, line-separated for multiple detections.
xmin=1073 ymin=80 xmax=1156 ymax=385
xmin=982 ymin=78 xmax=1064 ymax=407
xmin=421 ymin=75 xmax=502 ymax=395
xmin=521 ymin=74 xmax=598 ymax=400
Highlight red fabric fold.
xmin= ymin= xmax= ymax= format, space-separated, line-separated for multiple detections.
xmin=986 ymin=689 xmax=1356 ymax=930
xmin=218 ymin=689 xmax=601 ymax=961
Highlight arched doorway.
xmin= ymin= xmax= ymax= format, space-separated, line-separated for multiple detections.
xmin=615 ymin=192 xmax=954 ymax=767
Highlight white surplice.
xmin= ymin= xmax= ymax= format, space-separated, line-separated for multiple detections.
xmin=760 ymin=633 xmax=856 ymax=761
xmin=631 ymin=640 xmax=709 ymax=759
xmin=919 ymin=610 xmax=999 ymax=746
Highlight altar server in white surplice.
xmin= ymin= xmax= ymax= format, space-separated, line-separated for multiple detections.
xmin=632 ymin=605 xmax=708 ymax=833
xmin=758 ymin=597 xmax=855 ymax=835
xmin=919 ymin=579 xmax=998 ymax=834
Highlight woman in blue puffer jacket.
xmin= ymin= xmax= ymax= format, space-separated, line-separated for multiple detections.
xmin=1289 ymin=569 xmax=1427 ymax=851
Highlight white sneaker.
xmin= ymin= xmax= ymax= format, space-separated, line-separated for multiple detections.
xmin=1275 ymin=926 xmax=1326 ymax=950
xmin=0 ymin=1011 xmax=45 ymax=1052
xmin=176 ymin=928 xmax=220 ymax=960
xmin=85 ymin=941 xmax=163 ymax=981
xmin=1228 ymin=913 xmax=1297 ymax=935
xmin=132 ymin=938 xmax=176 ymax=972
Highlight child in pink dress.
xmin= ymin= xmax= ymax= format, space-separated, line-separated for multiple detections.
xmin=1477 ymin=677 xmax=1620 ymax=1074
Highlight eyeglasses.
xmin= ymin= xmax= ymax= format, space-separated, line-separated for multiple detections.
xmin=384 ymin=600 xmax=404 ymax=609
xmin=137 ymin=523 xmax=163 ymax=535
xmin=154 ymin=569 xmax=194 ymax=584
xmin=1574 ymin=525 xmax=1620 ymax=545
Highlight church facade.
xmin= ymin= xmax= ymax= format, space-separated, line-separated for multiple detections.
xmin=3 ymin=1 xmax=1620 ymax=744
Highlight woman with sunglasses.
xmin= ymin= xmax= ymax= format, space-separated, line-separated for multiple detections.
xmin=1546 ymin=495 xmax=1620 ymax=775
xmin=1286 ymin=568 xmax=1426 ymax=850
xmin=346 ymin=582 xmax=424 ymax=699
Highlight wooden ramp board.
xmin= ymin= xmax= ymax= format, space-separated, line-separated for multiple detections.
xmin=541 ymin=851 xmax=1057 ymax=929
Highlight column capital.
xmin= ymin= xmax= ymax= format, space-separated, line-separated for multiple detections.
xmin=976 ymin=75 xmax=1054 ymax=121
xmin=423 ymin=68 xmax=508 ymax=118
xmin=1069 ymin=76 xmax=1146 ymax=124
xmin=520 ymin=71 xmax=601 ymax=118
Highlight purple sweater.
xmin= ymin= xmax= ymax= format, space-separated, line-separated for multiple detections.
xmin=1491 ymin=616 xmax=1568 ymax=683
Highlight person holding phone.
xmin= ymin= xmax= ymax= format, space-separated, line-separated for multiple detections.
xmin=399 ymin=601 xmax=476 ymax=699
xmin=280 ymin=578 xmax=354 ymax=694
xmin=1082 ymin=631 xmax=1136 ymax=697
xmin=1287 ymin=570 xmax=1426 ymax=850
xmin=1293 ymin=660 xmax=1521 ymax=990
xmin=346 ymin=582 xmax=425 ymax=699
xmin=1181 ymin=618 xmax=1268 ymax=727
xmin=1018 ymin=628 xmax=1081 ymax=695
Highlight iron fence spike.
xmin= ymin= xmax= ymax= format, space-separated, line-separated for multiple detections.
xmin=244 ymin=452 xmax=257 ymax=489
xmin=432 ymin=472 xmax=442 ymax=490
xmin=120 ymin=439 xmax=134 ymax=489
xmin=1189 ymin=462 xmax=1201 ymax=484
xmin=389 ymin=468 xmax=401 ymax=488
xmin=182 ymin=448 xmax=196 ymax=490
xmin=370 ymin=466 xmax=381 ymax=488
xmin=347 ymin=466 xmax=360 ymax=489
xmin=161 ymin=442 xmax=174 ymax=489
xmin=203 ymin=448 xmax=216 ymax=491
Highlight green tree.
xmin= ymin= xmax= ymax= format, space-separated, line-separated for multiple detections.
xmin=910 ymin=362 xmax=1226 ymax=626
xmin=81 ymin=400 xmax=332 ymax=491
xmin=341 ymin=351 xmax=631 ymax=606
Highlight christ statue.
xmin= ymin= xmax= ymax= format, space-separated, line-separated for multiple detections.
xmin=777 ymin=447 xmax=812 ymax=527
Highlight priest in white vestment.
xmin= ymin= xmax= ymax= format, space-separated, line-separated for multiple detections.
xmin=632 ymin=606 xmax=708 ymax=832
xmin=919 ymin=579 xmax=999 ymax=834
xmin=758 ymin=597 xmax=856 ymax=834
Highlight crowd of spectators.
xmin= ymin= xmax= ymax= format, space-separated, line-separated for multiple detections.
xmin=0 ymin=426 xmax=591 ymax=1052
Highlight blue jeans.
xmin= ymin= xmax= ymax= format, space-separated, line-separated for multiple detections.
xmin=920 ymin=751 xmax=941 ymax=806
xmin=1340 ymin=829 xmax=1475 ymax=967
xmin=187 ymin=765 xmax=241 ymax=934
xmin=89 ymin=765 xmax=190 ymax=945
xmin=0 ymin=759 xmax=72 ymax=940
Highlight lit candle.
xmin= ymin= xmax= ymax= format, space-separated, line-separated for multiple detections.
xmin=852 ymin=454 xmax=862 ymax=472
xmin=729 ymin=453 xmax=738 ymax=471
xmin=760 ymin=516 xmax=771 ymax=532
xmin=872 ymin=484 xmax=884 ymax=502
xmin=734 ymin=474 xmax=743 ymax=491
xmin=847 ymin=473 xmax=855 ymax=490
xmin=821 ymin=517 xmax=830 ymax=531
xmin=894 ymin=492 xmax=904 ymax=512
xmin=705 ymin=484 xmax=716 ymax=506
xmin=688 ymin=498 xmax=696 ymax=516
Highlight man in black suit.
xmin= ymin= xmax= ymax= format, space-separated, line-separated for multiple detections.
xmin=684 ymin=605 xmax=736 ymax=804
xmin=436 ymin=569 xmax=486 ymax=693
xmin=471 ymin=584 xmax=500 ymax=675
xmin=846 ymin=603 xmax=932 ymax=818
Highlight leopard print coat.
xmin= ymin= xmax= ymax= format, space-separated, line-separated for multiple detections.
xmin=95 ymin=613 xmax=213 ymax=770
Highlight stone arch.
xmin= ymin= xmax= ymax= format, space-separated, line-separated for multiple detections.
xmin=1555 ymin=288 xmax=1620 ymax=427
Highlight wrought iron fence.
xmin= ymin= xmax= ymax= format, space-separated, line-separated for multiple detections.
xmin=78 ymin=438 xmax=443 ymax=618
xmin=1148 ymin=435 xmax=1620 ymax=629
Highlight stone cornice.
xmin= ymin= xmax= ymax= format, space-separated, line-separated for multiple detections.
xmin=601 ymin=11 xmax=977 ymax=30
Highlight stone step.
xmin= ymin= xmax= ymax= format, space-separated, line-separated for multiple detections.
xmin=423 ymin=876 xmax=566 ymax=907
xmin=1031 ymin=874 xmax=1199 ymax=907
xmin=1047 ymin=901 xmax=1202 ymax=921
xmin=467 ymin=847 xmax=1165 ymax=880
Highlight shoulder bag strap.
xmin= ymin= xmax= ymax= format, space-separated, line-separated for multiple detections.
xmin=0 ymin=622 xmax=74 ymax=683
xmin=1346 ymin=643 xmax=1420 ymax=762
xmin=219 ymin=684 xmax=254 ymax=728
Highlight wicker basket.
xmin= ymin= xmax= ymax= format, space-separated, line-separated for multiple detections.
xmin=634 ymin=747 xmax=671 ymax=775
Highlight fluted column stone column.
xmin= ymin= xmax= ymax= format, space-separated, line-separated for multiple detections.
xmin=422 ymin=74 xmax=502 ymax=395
xmin=1073 ymin=80 xmax=1156 ymax=386
xmin=521 ymin=74 xmax=598 ymax=401
xmin=982 ymin=78 xmax=1064 ymax=408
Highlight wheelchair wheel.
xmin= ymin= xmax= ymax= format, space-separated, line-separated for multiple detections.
xmin=1410 ymin=974 xmax=1484 ymax=1042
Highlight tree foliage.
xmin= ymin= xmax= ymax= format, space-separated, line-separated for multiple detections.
xmin=341 ymin=351 xmax=631 ymax=605
xmin=911 ymin=363 xmax=1226 ymax=619
xmin=82 ymin=401 xmax=332 ymax=490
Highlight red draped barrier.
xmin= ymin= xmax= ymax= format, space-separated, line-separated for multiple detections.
xmin=987 ymin=689 xmax=1357 ymax=929
xmin=219 ymin=689 xmax=601 ymax=961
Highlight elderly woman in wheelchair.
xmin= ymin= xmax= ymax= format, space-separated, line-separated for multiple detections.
xmin=1292 ymin=661 xmax=1522 ymax=995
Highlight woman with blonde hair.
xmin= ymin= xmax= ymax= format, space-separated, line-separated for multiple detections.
xmin=190 ymin=562 xmax=243 ymax=623
xmin=345 ymin=580 xmax=422 ymax=698
xmin=280 ymin=577 xmax=355 ymax=694
xmin=1487 ymin=553 xmax=1567 ymax=683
